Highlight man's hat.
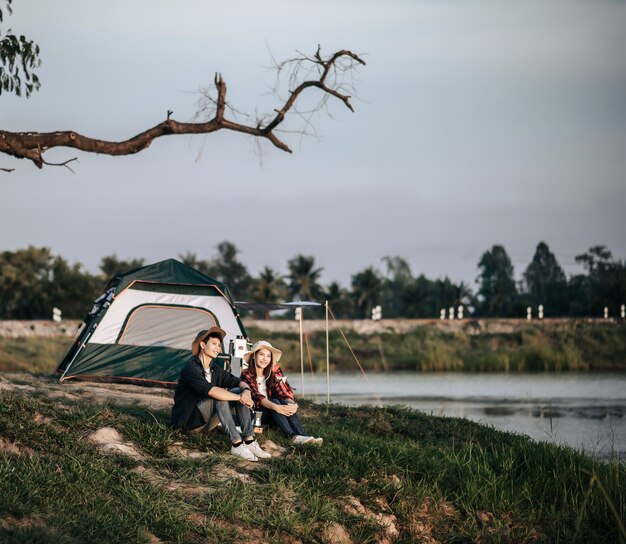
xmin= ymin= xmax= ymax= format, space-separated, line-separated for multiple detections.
xmin=191 ymin=326 xmax=226 ymax=356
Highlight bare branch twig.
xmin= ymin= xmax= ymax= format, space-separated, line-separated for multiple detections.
xmin=0 ymin=47 xmax=366 ymax=169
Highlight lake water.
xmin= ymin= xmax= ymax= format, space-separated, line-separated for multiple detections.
xmin=297 ymin=372 xmax=626 ymax=460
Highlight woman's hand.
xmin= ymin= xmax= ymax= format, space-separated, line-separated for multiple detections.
xmin=276 ymin=403 xmax=298 ymax=416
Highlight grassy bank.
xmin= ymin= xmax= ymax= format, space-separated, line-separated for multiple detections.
xmin=247 ymin=321 xmax=626 ymax=372
xmin=1 ymin=321 xmax=625 ymax=375
xmin=0 ymin=336 xmax=70 ymax=374
xmin=0 ymin=376 xmax=624 ymax=543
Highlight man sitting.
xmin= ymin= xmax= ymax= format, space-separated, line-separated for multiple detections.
xmin=171 ymin=326 xmax=271 ymax=461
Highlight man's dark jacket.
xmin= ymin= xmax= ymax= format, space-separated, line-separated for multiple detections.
xmin=171 ymin=356 xmax=241 ymax=431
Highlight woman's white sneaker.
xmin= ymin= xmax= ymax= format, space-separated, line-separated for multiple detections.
xmin=292 ymin=435 xmax=316 ymax=445
xmin=246 ymin=441 xmax=272 ymax=459
xmin=231 ymin=443 xmax=258 ymax=461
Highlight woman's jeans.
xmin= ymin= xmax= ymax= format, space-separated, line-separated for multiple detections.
xmin=196 ymin=388 xmax=253 ymax=443
xmin=263 ymin=398 xmax=306 ymax=438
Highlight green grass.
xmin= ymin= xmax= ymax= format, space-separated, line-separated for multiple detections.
xmin=2 ymin=322 xmax=626 ymax=376
xmin=247 ymin=321 xmax=626 ymax=373
xmin=0 ymin=336 xmax=70 ymax=374
xmin=1 ymin=385 xmax=624 ymax=543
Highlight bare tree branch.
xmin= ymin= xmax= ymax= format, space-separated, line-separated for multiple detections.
xmin=1 ymin=47 xmax=365 ymax=170
xmin=41 ymin=156 xmax=78 ymax=173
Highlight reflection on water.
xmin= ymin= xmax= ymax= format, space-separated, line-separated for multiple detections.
xmin=298 ymin=372 xmax=626 ymax=460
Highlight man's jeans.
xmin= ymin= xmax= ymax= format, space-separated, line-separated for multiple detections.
xmin=196 ymin=388 xmax=253 ymax=443
xmin=262 ymin=398 xmax=306 ymax=438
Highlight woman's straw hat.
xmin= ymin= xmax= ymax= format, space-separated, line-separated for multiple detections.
xmin=243 ymin=340 xmax=282 ymax=364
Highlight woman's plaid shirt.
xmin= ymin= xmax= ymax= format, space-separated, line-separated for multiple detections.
xmin=240 ymin=365 xmax=295 ymax=409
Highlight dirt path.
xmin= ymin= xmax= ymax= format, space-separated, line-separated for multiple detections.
xmin=0 ymin=372 xmax=173 ymax=410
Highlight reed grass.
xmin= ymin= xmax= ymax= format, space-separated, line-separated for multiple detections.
xmin=248 ymin=321 xmax=626 ymax=372
xmin=1 ymin=322 xmax=625 ymax=376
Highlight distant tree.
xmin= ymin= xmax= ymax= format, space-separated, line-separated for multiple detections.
xmin=176 ymin=252 xmax=205 ymax=275
xmin=208 ymin=242 xmax=251 ymax=300
xmin=452 ymin=280 xmax=474 ymax=308
xmin=99 ymin=255 xmax=146 ymax=279
xmin=0 ymin=246 xmax=51 ymax=318
xmin=575 ymin=245 xmax=613 ymax=274
xmin=433 ymin=277 xmax=456 ymax=313
xmin=400 ymin=274 xmax=435 ymax=317
xmin=567 ymin=274 xmax=590 ymax=317
xmin=476 ymin=245 xmax=518 ymax=317
xmin=250 ymin=267 xmax=286 ymax=318
xmin=0 ymin=247 xmax=101 ymax=319
xmin=396 ymin=274 xmax=474 ymax=318
xmin=381 ymin=256 xmax=412 ymax=284
xmin=523 ymin=242 xmax=568 ymax=316
xmin=178 ymin=251 xmax=201 ymax=270
xmin=324 ymin=281 xmax=353 ymax=318
xmin=287 ymin=255 xmax=324 ymax=301
xmin=351 ymin=267 xmax=382 ymax=319
xmin=381 ymin=256 xmax=413 ymax=317
xmin=573 ymin=245 xmax=626 ymax=317
xmin=45 ymin=256 xmax=102 ymax=319
xmin=378 ymin=255 xmax=475 ymax=318
xmin=178 ymin=251 xmax=214 ymax=277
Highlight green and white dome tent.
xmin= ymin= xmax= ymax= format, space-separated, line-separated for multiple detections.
xmin=56 ymin=259 xmax=247 ymax=387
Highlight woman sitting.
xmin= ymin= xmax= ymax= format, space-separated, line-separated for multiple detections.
xmin=241 ymin=340 xmax=322 ymax=445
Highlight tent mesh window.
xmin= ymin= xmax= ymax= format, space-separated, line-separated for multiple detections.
xmin=118 ymin=305 xmax=217 ymax=350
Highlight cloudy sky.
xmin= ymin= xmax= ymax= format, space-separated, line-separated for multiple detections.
xmin=2 ymin=0 xmax=625 ymax=289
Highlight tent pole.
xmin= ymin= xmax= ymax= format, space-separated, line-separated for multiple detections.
xmin=299 ymin=305 xmax=304 ymax=399
xmin=59 ymin=323 xmax=96 ymax=381
xmin=325 ymin=300 xmax=330 ymax=403
xmin=59 ymin=344 xmax=84 ymax=381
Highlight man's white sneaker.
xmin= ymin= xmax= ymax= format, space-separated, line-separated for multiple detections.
xmin=291 ymin=435 xmax=316 ymax=445
xmin=230 ymin=443 xmax=258 ymax=461
xmin=312 ymin=437 xmax=324 ymax=445
xmin=246 ymin=441 xmax=272 ymax=459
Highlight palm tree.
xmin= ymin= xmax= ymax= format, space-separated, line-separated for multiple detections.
xmin=251 ymin=267 xmax=286 ymax=318
xmin=178 ymin=251 xmax=199 ymax=269
xmin=286 ymin=254 xmax=324 ymax=301
xmin=209 ymin=241 xmax=252 ymax=299
xmin=400 ymin=274 xmax=435 ymax=317
xmin=351 ymin=267 xmax=382 ymax=319
xmin=178 ymin=251 xmax=214 ymax=277
xmin=381 ymin=255 xmax=413 ymax=317
xmin=99 ymin=255 xmax=145 ymax=278
xmin=451 ymin=280 xmax=474 ymax=308
xmin=325 ymin=281 xmax=353 ymax=318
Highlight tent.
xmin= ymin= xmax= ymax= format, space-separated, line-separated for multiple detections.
xmin=56 ymin=259 xmax=247 ymax=387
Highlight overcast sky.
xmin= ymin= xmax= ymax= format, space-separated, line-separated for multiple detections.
xmin=2 ymin=0 xmax=625 ymax=290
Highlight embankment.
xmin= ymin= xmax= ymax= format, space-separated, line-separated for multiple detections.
xmin=247 ymin=318 xmax=626 ymax=372
xmin=1 ymin=318 xmax=625 ymax=373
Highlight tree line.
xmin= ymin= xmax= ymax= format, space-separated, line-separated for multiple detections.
xmin=0 ymin=241 xmax=624 ymax=320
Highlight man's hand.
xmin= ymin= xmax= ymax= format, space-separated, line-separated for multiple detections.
xmin=239 ymin=389 xmax=254 ymax=408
